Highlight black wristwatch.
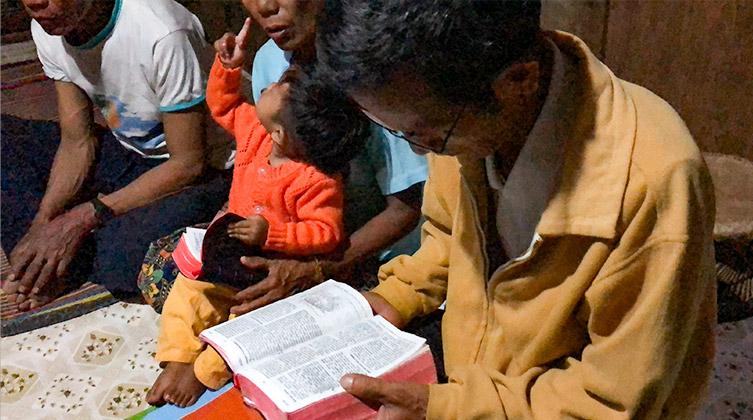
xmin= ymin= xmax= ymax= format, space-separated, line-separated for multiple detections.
xmin=90 ymin=195 xmax=116 ymax=226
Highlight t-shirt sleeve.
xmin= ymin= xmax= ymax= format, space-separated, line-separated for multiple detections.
xmin=31 ymin=21 xmax=70 ymax=82
xmin=366 ymin=126 xmax=429 ymax=195
xmin=152 ymin=29 xmax=212 ymax=112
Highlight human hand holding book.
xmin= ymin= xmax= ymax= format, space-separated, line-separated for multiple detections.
xmin=360 ymin=291 xmax=408 ymax=329
xmin=339 ymin=292 xmax=428 ymax=419
xmin=199 ymin=280 xmax=436 ymax=420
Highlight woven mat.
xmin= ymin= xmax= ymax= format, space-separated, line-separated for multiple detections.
xmin=0 ymin=250 xmax=117 ymax=337
xmin=1 ymin=284 xmax=117 ymax=337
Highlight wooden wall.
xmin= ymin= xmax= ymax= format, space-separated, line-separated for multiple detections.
xmin=2 ymin=0 xmax=750 ymax=159
xmin=542 ymin=0 xmax=753 ymax=161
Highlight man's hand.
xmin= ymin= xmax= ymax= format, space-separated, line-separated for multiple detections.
xmin=362 ymin=291 xmax=407 ymax=329
xmin=229 ymin=257 xmax=322 ymax=315
xmin=214 ymin=18 xmax=252 ymax=69
xmin=227 ymin=215 xmax=269 ymax=247
xmin=340 ymin=374 xmax=429 ymax=420
xmin=4 ymin=202 xmax=98 ymax=307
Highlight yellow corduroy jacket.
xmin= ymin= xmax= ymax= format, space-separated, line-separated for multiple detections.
xmin=373 ymin=31 xmax=716 ymax=420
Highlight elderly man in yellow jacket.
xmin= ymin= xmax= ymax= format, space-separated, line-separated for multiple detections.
xmin=317 ymin=1 xmax=716 ymax=419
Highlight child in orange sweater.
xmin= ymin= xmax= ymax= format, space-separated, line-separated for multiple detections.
xmin=147 ymin=19 xmax=368 ymax=407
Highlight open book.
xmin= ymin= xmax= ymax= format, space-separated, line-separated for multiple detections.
xmin=199 ymin=280 xmax=437 ymax=420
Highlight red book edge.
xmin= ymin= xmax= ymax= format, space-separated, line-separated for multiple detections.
xmin=201 ymin=336 xmax=239 ymax=372
xmin=172 ymin=233 xmax=203 ymax=280
xmin=234 ymin=346 xmax=437 ymax=420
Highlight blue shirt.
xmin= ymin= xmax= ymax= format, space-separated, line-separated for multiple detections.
xmin=252 ymin=40 xmax=428 ymax=259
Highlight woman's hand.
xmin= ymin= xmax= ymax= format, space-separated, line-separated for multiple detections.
xmin=214 ymin=18 xmax=252 ymax=69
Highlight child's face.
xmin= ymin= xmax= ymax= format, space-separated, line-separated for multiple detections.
xmin=256 ymin=78 xmax=291 ymax=133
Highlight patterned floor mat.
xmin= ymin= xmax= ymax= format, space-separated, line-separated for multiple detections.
xmin=1 ymin=303 xmax=161 ymax=419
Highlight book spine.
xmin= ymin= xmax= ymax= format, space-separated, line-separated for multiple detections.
xmin=172 ymin=234 xmax=203 ymax=279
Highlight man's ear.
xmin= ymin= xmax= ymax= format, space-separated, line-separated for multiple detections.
xmin=491 ymin=61 xmax=540 ymax=103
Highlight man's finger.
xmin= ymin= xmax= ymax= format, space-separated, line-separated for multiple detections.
xmin=236 ymin=17 xmax=252 ymax=49
xmin=56 ymin=254 xmax=73 ymax=278
xmin=5 ymin=292 xmax=20 ymax=304
xmin=3 ymin=278 xmax=20 ymax=295
xmin=230 ymin=298 xmax=264 ymax=316
xmin=239 ymin=256 xmax=269 ymax=272
xmin=31 ymin=259 xmax=57 ymax=294
xmin=7 ymin=292 xmax=22 ymax=305
xmin=14 ymin=293 xmax=31 ymax=306
xmin=233 ymin=276 xmax=273 ymax=301
xmin=340 ymin=374 xmax=390 ymax=404
xmin=18 ymin=297 xmax=32 ymax=311
xmin=362 ymin=292 xmax=406 ymax=329
xmin=9 ymin=248 xmax=34 ymax=287
xmin=18 ymin=255 xmax=45 ymax=291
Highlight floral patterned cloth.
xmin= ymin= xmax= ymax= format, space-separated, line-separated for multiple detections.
xmin=137 ymin=224 xmax=209 ymax=314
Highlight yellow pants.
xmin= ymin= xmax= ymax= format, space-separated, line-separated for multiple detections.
xmin=156 ymin=274 xmax=238 ymax=389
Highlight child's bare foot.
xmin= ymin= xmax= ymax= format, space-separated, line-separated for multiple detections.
xmin=146 ymin=362 xmax=207 ymax=407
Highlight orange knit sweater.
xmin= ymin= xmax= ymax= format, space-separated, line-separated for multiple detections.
xmin=206 ymin=58 xmax=344 ymax=256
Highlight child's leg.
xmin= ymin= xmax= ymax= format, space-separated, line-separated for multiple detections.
xmin=194 ymin=345 xmax=234 ymax=390
xmin=147 ymin=274 xmax=236 ymax=407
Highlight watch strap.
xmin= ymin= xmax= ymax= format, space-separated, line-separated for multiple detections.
xmin=90 ymin=195 xmax=116 ymax=225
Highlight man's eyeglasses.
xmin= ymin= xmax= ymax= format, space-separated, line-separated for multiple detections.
xmin=360 ymin=106 xmax=464 ymax=154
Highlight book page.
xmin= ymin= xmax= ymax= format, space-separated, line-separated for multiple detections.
xmin=199 ymin=280 xmax=373 ymax=371
xmin=183 ymin=227 xmax=206 ymax=259
xmin=238 ymin=316 xmax=426 ymax=412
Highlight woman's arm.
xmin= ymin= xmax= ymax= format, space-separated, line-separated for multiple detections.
xmin=229 ymin=182 xmax=422 ymax=315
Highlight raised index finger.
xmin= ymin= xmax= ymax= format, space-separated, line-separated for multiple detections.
xmin=236 ymin=17 xmax=252 ymax=49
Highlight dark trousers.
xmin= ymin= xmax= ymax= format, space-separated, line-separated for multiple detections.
xmin=1 ymin=115 xmax=231 ymax=297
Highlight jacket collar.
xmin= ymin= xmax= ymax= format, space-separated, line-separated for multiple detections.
xmin=475 ymin=31 xmax=637 ymax=254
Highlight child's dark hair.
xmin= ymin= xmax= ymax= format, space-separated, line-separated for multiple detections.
xmin=283 ymin=65 xmax=370 ymax=175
